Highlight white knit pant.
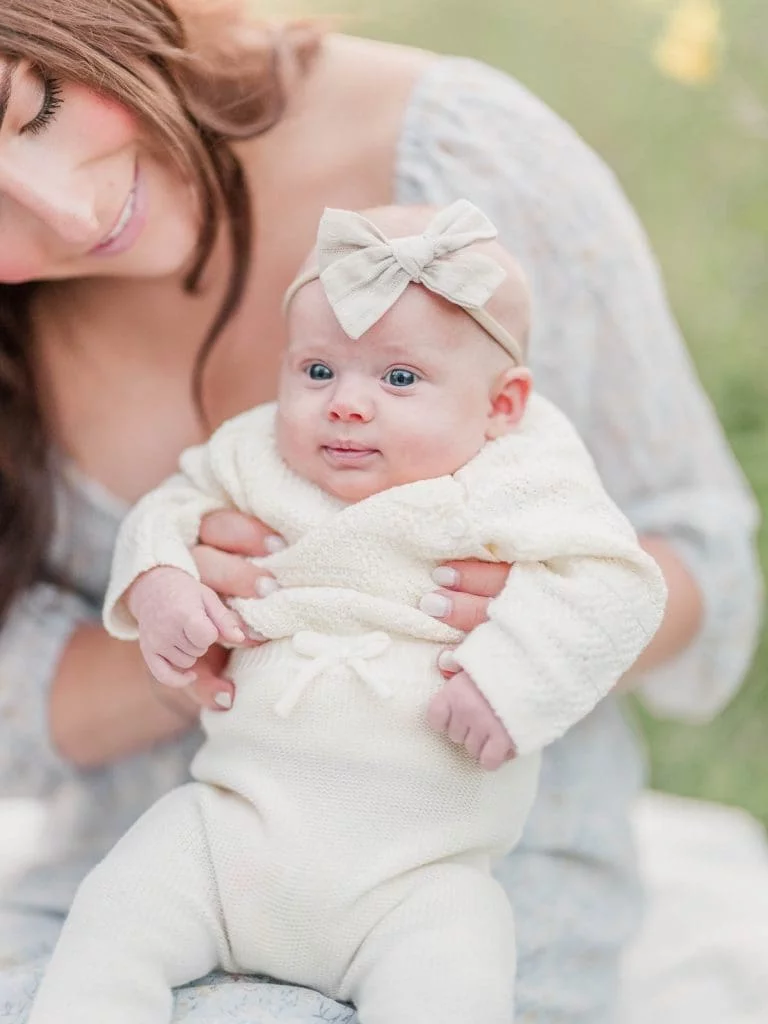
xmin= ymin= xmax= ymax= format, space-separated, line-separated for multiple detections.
xmin=28 ymin=781 xmax=516 ymax=1024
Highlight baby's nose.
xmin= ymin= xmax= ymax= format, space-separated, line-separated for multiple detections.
xmin=328 ymin=389 xmax=374 ymax=422
xmin=329 ymin=402 xmax=370 ymax=423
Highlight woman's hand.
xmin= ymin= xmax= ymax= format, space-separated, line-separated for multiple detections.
xmin=163 ymin=509 xmax=286 ymax=714
xmin=193 ymin=509 xmax=285 ymax=599
xmin=150 ymin=642 xmax=235 ymax=721
xmin=418 ymin=559 xmax=511 ymax=678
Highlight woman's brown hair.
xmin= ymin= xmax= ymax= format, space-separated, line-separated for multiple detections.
xmin=0 ymin=0 xmax=320 ymax=624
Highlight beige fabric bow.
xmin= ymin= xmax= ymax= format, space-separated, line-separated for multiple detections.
xmin=283 ymin=199 xmax=524 ymax=364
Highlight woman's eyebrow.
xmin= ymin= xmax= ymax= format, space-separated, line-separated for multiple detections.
xmin=0 ymin=58 xmax=21 ymax=132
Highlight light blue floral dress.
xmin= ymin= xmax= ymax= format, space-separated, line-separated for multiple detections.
xmin=0 ymin=57 xmax=761 ymax=1024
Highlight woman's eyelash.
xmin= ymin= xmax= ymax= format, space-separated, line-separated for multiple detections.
xmin=24 ymin=75 xmax=63 ymax=136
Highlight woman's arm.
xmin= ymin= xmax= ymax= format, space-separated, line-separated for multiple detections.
xmin=428 ymin=536 xmax=702 ymax=687
xmin=0 ymin=583 xmax=216 ymax=791
xmin=49 ymin=622 xmax=199 ymax=768
xmin=49 ymin=508 xmax=280 ymax=770
xmin=410 ymin=59 xmax=761 ymax=718
xmin=629 ymin=536 xmax=703 ymax=675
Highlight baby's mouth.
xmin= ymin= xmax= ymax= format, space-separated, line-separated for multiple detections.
xmin=321 ymin=442 xmax=380 ymax=464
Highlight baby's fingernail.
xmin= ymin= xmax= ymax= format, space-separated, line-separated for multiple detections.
xmin=264 ymin=535 xmax=287 ymax=555
xmin=438 ymin=650 xmax=461 ymax=673
xmin=432 ymin=567 xmax=459 ymax=588
xmin=419 ymin=593 xmax=452 ymax=619
xmin=231 ymin=627 xmax=246 ymax=642
xmin=247 ymin=628 xmax=269 ymax=643
xmin=255 ymin=577 xmax=280 ymax=598
xmin=214 ymin=691 xmax=233 ymax=710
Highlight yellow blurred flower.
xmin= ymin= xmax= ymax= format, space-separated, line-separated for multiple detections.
xmin=653 ymin=0 xmax=723 ymax=85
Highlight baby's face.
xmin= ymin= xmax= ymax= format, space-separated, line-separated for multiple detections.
xmin=276 ymin=283 xmax=525 ymax=503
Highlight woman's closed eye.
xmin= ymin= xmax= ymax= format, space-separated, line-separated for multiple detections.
xmin=20 ymin=72 xmax=64 ymax=137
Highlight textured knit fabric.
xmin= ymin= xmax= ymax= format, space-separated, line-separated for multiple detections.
xmin=28 ymin=394 xmax=663 ymax=1023
xmin=0 ymin=55 xmax=761 ymax=1024
xmin=104 ymin=395 xmax=666 ymax=756
xmin=29 ymin=779 xmax=523 ymax=1024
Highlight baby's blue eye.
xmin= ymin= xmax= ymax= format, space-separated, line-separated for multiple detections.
xmin=385 ymin=368 xmax=418 ymax=388
xmin=306 ymin=362 xmax=333 ymax=381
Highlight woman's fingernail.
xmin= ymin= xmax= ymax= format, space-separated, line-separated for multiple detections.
xmin=255 ymin=577 xmax=280 ymax=597
xmin=231 ymin=627 xmax=245 ymax=642
xmin=438 ymin=650 xmax=461 ymax=673
xmin=432 ymin=567 xmax=459 ymax=588
xmin=419 ymin=593 xmax=452 ymax=619
xmin=264 ymin=535 xmax=287 ymax=555
xmin=214 ymin=692 xmax=233 ymax=709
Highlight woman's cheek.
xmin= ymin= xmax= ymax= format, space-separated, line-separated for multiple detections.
xmin=0 ymin=252 xmax=44 ymax=284
xmin=67 ymin=84 xmax=139 ymax=150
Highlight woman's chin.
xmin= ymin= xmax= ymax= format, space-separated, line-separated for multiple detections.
xmin=85 ymin=239 xmax=198 ymax=281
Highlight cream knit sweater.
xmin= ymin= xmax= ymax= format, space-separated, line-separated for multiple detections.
xmin=104 ymin=394 xmax=666 ymax=757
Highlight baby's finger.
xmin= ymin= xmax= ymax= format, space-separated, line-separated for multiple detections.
xmin=182 ymin=614 xmax=219 ymax=653
xmin=446 ymin=707 xmax=470 ymax=746
xmin=426 ymin=692 xmax=451 ymax=733
xmin=157 ymin=642 xmax=197 ymax=670
xmin=463 ymin=726 xmax=489 ymax=762
xmin=169 ymin=646 xmax=198 ymax=670
xmin=235 ymin=616 xmax=267 ymax=648
xmin=201 ymin=590 xmax=246 ymax=645
xmin=479 ymin=732 xmax=516 ymax=771
xmin=146 ymin=652 xmax=197 ymax=689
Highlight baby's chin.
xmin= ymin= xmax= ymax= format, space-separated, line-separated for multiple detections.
xmin=307 ymin=462 xmax=415 ymax=503
xmin=319 ymin=466 xmax=458 ymax=503
xmin=321 ymin=472 xmax=393 ymax=503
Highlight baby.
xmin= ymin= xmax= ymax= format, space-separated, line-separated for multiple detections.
xmin=29 ymin=200 xmax=666 ymax=1024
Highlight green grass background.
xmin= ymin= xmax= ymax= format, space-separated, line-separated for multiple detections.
xmin=340 ymin=0 xmax=768 ymax=823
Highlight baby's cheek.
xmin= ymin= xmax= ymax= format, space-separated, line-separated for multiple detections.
xmin=276 ymin=411 xmax=321 ymax=481
xmin=400 ymin=412 xmax=481 ymax=478
xmin=392 ymin=430 xmax=455 ymax=481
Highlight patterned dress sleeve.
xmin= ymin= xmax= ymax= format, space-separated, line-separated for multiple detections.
xmin=0 ymin=582 xmax=98 ymax=798
xmin=398 ymin=58 xmax=762 ymax=721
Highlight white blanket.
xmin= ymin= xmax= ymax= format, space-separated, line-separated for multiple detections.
xmin=621 ymin=792 xmax=768 ymax=1024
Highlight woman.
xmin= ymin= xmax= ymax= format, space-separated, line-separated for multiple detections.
xmin=0 ymin=1 xmax=760 ymax=1021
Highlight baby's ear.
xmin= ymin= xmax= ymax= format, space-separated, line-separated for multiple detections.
xmin=485 ymin=368 xmax=532 ymax=440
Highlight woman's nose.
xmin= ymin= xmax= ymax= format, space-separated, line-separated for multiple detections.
xmin=0 ymin=160 xmax=99 ymax=247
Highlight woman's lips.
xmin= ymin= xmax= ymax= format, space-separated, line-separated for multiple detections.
xmin=91 ymin=162 xmax=146 ymax=256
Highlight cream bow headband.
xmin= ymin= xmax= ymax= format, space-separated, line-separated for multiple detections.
xmin=283 ymin=199 xmax=524 ymax=365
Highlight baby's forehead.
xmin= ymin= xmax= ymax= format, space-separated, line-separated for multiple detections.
xmin=286 ymin=280 xmax=485 ymax=357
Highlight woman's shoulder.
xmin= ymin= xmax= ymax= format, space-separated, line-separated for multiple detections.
xmin=399 ymin=55 xmax=577 ymax=149
xmin=395 ymin=55 xmax=643 ymax=416
xmin=395 ymin=54 xmax=625 ymax=225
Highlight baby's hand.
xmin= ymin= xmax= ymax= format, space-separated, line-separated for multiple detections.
xmin=127 ymin=567 xmax=246 ymax=688
xmin=427 ymin=670 xmax=516 ymax=770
